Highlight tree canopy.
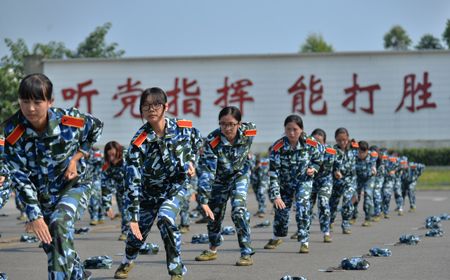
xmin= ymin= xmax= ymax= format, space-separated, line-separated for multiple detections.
xmin=383 ymin=25 xmax=412 ymax=51
xmin=300 ymin=33 xmax=334 ymax=53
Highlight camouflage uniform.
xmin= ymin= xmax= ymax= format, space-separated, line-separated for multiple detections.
xmin=197 ymin=122 xmax=256 ymax=257
xmin=268 ymin=135 xmax=322 ymax=244
xmin=250 ymin=157 xmax=269 ymax=214
xmin=402 ymin=162 xmax=425 ymax=209
xmin=382 ymin=156 xmax=399 ymax=215
xmin=393 ymin=157 xmax=408 ymax=212
xmin=101 ymin=151 xmax=128 ymax=234
xmin=0 ymin=135 xmax=12 ymax=209
xmin=329 ymin=143 xmax=358 ymax=231
xmin=373 ymin=153 xmax=388 ymax=217
xmin=3 ymin=107 xmax=103 ymax=280
xmin=310 ymin=144 xmax=339 ymax=234
xmin=179 ymin=174 xmax=198 ymax=227
xmin=353 ymin=152 xmax=376 ymax=221
xmin=87 ymin=150 xmax=103 ymax=222
xmin=123 ymin=118 xmax=201 ymax=277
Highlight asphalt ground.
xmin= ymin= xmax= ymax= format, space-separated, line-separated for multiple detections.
xmin=1 ymin=190 xmax=449 ymax=280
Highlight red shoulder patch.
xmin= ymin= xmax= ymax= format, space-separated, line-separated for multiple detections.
xmin=177 ymin=119 xmax=192 ymax=128
xmin=6 ymin=125 xmax=25 ymax=145
xmin=0 ymin=138 xmax=4 ymax=146
xmin=370 ymin=151 xmax=378 ymax=158
xmin=260 ymin=161 xmax=269 ymax=166
xmin=382 ymin=155 xmax=388 ymax=160
xmin=351 ymin=141 xmax=359 ymax=148
xmin=306 ymin=138 xmax=318 ymax=147
xmin=400 ymin=160 xmax=408 ymax=165
xmin=133 ymin=131 xmax=148 ymax=147
xmin=389 ymin=157 xmax=397 ymax=163
xmin=273 ymin=140 xmax=284 ymax=152
xmin=101 ymin=162 xmax=109 ymax=171
xmin=244 ymin=129 xmax=257 ymax=137
xmin=325 ymin=147 xmax=336 ymax=155
xmin=210 ymin=135 xmax=221 ymax=149
xmin=62 ymin=115 xmax=85 ymax=128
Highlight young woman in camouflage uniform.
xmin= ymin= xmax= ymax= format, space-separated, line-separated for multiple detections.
xmin=114 ymin=87 xmax=202 ymax=280
xmin=329 ymin=127 xmax=358 ymax=234
xmin=101 ymin=141 xmax=128 ymax=240
xmin=3 ymin=73 xmax=103 ymax=280
xmin=308 ymin=128 xmax=339 ymax=243
xmin=263 ymin=115 xmax=321 ymax=254
xmin=195 ymin=106 xmax=257 ymax=266
xmin=250 ymin=154 xmax=270 ymax=218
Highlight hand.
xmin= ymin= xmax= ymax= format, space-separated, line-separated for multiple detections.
xmin=273 ymin=198 xmax=286 ymax=209
xmin=201 ymin=204 xmax=215 ymax=221
xmin=389 ymin=170 xmax=396 ymax=176
xmin=306 ymin=168 xmax=315 ymax=176
xmin=334 ymin=171 xmax=343 ymax=179
xmin=64 ymin=159 xmax=78 ymax=180
xmin=371 ymin=167 xmax=377 ymax=176
xmin=129 ymin=222 xmax=143 ymax=240
xmin=26 ymin=218 xmax=52 ymax=244
xmin=187 ymin=162 xmax=196 ymax=177
xmin=0 ymin=176 xmax=4 ymax=186
xmin=106 ymin=208 xmax=115 ymax=219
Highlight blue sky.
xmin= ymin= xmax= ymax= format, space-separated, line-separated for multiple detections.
xmin=0 ymin=0 xmax=449 ymax=58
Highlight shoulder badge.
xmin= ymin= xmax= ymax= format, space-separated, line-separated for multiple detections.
xmin=273 ymin=139 xmax=284 ymax=152
xmin=6 ymin=124 xmax=25 ymax=145
xmin=101 ymin=162 xmax=109 ymax=171
xmin=306 ymin=138 xmax=318 ymax=148
xmin=62 ymin=115 xmax=85 ymax=128
xmin=210 ymin=135 xmax=221 ymax=149
xmin=177 ymin=119 xmax=192 ymax=128
xmin=0 ymin=137 xmax=4 ymax=146
xmin=351 ymin=141 xmax=359 ymax=148
xmin=370 ymin=151 xmax=378 ymax=158
xmin=382 ymin=155 xmax=388 ymax=160
xmin=389 ymin=157 xmax=397 ymax=163
xmin=133 ymin=131 xmax=148 ymax=147
xmin=325 ymin=147 xmax=336 ymax=155
xmin=400 ymin=160 xmax=408 ymax=166
xmin=244 ymin=129 xmax=257 ymax=137
xmin=260 ymin=161 xmax=269 ymax=166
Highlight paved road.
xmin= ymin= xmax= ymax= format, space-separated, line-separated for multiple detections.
xmin=1 ymin=190 xmax=449 ymax=280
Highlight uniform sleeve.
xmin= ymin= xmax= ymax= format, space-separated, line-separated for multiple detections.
xmin=101 ymin=169 xmax=114 ymax=212
xmin=307 ymin=140 xmax=323 ymax=173
xmin=77 ymin=111 xmax=104 ymax=156
xmin=190 ymin=127 xmax=203 ymax=164
xmin=268 ymin=148 xmax=282 ymax=201
xmin=125 ymin=144 xmax=143 ymax=222
xmin=4 ymin=143 xmax=42 ymax=221
xmin=197 ymin=140 xmax=218 ymax=205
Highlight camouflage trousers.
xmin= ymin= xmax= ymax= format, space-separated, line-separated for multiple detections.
xmin=352 ymin=178 xmax=374 ymax=221
xmin=310 ymin=176 xmax=332 ymax=234
xmin=274 ymin=180 xmax=313 ymax=243
xmin=179 ymin=183 xmax=195 ymax=226
xmin=88 ymin=180 xmax=103 ymax=222
xmin=251 ymin=180 xmax=268 ymax=213
xmin=41 ymin=184 xmax=90 ymax=280
xmin=207 ymin=173 xmax=254 ymax=256
xmin=125 ymin=187 xmax=187 ymax=276
xmin=393 ymin=178 xmax=404 ymax=210
xmin=0 ymin=181 xmax=11 ymax=209
xmin=373 ymin=177 xmax=384 ymax=217
xmin=329 ymin=176 xmax=356 ymax=230
xmin=402 ymin=181 xmax=417 ymax=209
xmin=381 ymin=178 xmax=395 ymax=215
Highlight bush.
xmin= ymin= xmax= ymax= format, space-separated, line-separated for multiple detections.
xmin=396 ymin=148 xmax=450 ymax=166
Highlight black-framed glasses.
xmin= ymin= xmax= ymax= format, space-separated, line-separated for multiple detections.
xmin=219 ymin=122 xmax=239 ymax=129
xmin=141 ymin=103 xmax=163 ymax=111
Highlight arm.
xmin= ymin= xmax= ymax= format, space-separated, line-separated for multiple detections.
xmin=124 ymin=144 xmax=143 ymax=223
xmin=197 ymin=140 xmax=218 ymax=205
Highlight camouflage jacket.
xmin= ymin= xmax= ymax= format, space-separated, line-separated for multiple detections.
xmin=250 ymin=157 xmax=270 ymax=186
xmin=334 ymin=143 xmax=358 ymax=178
xmin=125 ymin=118 xmax=202 ymax=222
xmin=355 ymin=154 xmax=376 ymax=182
xmin=197 ymin=122 xmax=256 ymax=204
xmin=385 ymin=156 xmax=400 ymax=181
xmin=316 ymin=143 xmax=340 ymax=179
xmin=0 ymin=135 xmax=11 ymax=209
xmin=268 ymin=135 xmax=322 ymax=200
xmin=101 ymin=157 xmax=127 ymax=211
xmin=3 ymin=107 xmax=103 ymax=221
xmin=86 ymin=149 xmax=103 ymax=183
xmin=406 ymin=162 xmax=425 ymax=184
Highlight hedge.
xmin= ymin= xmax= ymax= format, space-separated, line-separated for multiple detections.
xmin=396 ymin=148 xmax=450 ymax=166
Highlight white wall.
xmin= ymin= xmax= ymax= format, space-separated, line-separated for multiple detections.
xmin=44 ymin=51 xmax=450 ymax=150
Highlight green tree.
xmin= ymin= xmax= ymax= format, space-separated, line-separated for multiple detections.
xmin=383 ymin=25 xmax=412 ymax=51
xmin=67 ymin=22 xmax=125 ymax=58
xmin=415 ymin=34 xmax=443 ymax=50
xmin=0 ymin=22 xmax=124 ymax=122
xmin=300 ymin=33 xmax=334 ymax=53
xmin=442 ymin=19 xmax=450 ymax=49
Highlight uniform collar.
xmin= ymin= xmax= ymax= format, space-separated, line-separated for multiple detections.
xmin=18 ymin=108 xmax=61 ymax=138
xmin=145 ymin=117 xmax=175 ymax=142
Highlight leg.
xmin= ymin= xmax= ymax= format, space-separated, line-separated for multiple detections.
xmin=295 ymin=181 xmax=313 ymax=244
